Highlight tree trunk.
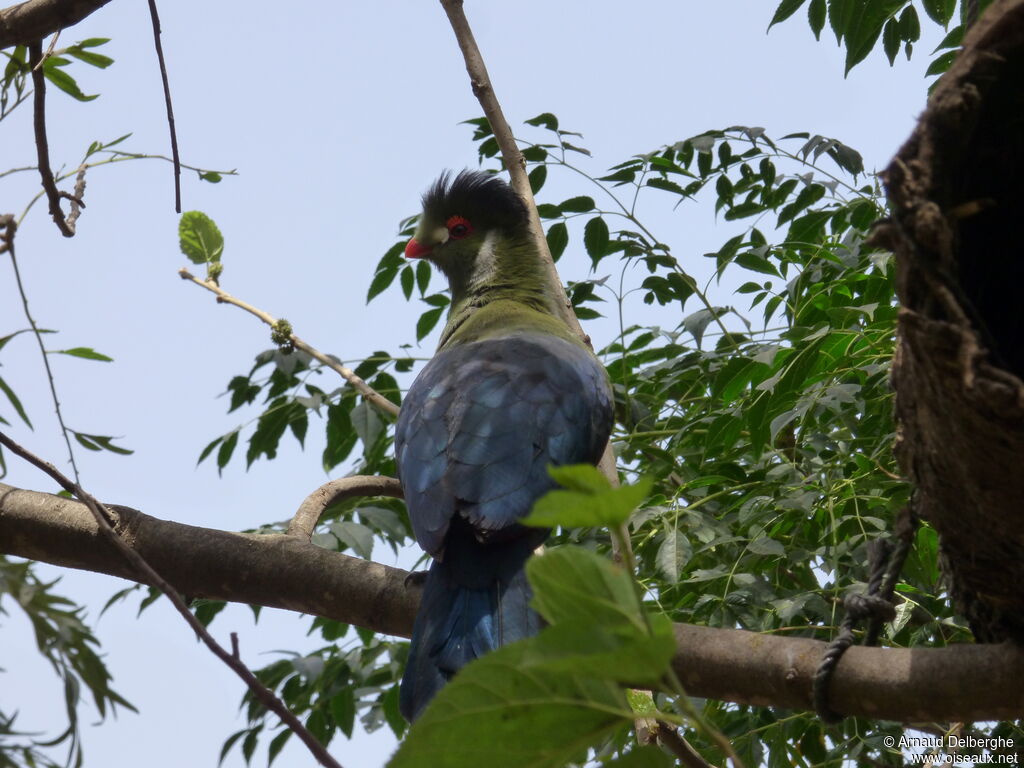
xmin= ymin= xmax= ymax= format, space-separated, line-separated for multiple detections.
xmin=879 ymin=0 xmax=1024 ymax=642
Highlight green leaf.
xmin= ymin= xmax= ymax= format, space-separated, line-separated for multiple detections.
xmin=66 ymin=47 xmax=113 ymax=69
xmin=329 ymin=688 xmax=356 ymax=739
xmin=525 ymin=112 xmax=559 ymax=131
xmin=527 ymin=547 xmax=646 ymax=630
xmin=528 ymin=164 xmax=547 ymax=194
xmin=178 ymin=211 xmax=225 ymax=264
xmin=768 ymin=0 xmax=808 ymax=29
xmin=416 ymin=306 xmax=445 ymax=341
xmin=842 ymin=0 xmax=905 ymax=74
xmin=925 ymin=49 xmax=957 ymax=76
xmin=415 ymin=259 xmax=432 ymax=296
xmin=42 ymin=62 xmax=97 ymax=101
xmin=267 ymin=729 xmax=292 ymax=766
xmin=518 ymin=615 xmax=675 ymax=685
xmin=882 ymin=17 xmax=900 ymax=64
xmin=389 ymin=637 xmax=629 ymax=768
xmin=656 ymin=529 xmax=692 ymax=583
xmin=808 ymin=0 xmax=827 ymax=38
xmin=583 ymin=217 xmax=609 ymax=265
xmin=52 ymin=346 xmax=113 ymax=362
xmin=748 ymin=535 xmax=786 ymax=557
xmin=400 ymin=264 xmax=414 ymax=300
xmin=216 ymin=430 xmax=239 ymax=473
xmin=71 ymin=432 xmax=133 ymax=455
xmin=605 ymin=747 xmax=674 ymax=768
xmin=0 ymin=376 xmax=32 ymax=428
xmin=546 ymin=222 xmax=568 ymax=261
xmin=922 ymin=0 xmax=956 ymax=26
xmin=558 ymin=196 xmax=595 ymax=214
xmin=523 ymin=467 xmax=652 ymax=529
xmin=330 ymin=520 xmax=374 ymax=559
xmin=350 ymin=401 xmax=384 ymax=452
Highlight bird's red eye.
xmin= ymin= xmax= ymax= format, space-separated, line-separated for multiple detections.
xmin=446 ymin=215 xmax=472 ymax=240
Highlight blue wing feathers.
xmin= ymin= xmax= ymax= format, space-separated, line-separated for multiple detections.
xmin=396 ymin=331 xmax=612 ymax=721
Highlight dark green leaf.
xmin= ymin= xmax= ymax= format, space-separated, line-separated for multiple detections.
xmin=925 ymin=49 xmax=957 ymax=76
xmin=52 ymin=346 xmax=113 ymax=362
xmin=0 ymin=376 xmax=32 ymax=427
xmin=528 ymin=164 xmax=547 ymax=194
xmin=808 ymin=0 xmax=827 ymax=38
xmin=546 ymin=222 xmax=568 ymax=261
xmin=559 ymin=196 xmax=596 ymax=214
xmin=768 ymin=0 xmax=808 ymax=28
xmin=416 ymin=307 xmax=445 ymax=341
xmin=525 ymin=112 xmax=559 ymax=131
xmin=400 ymin=264 xmax=414 ymax=300
xmin=583 ymin=217 xmax=609 ymax=265
xmin=922 ymin=0 xmax=956 ymax=25
xmin=267 ymin=729 xmax=292 ymax=766
xmin=882 ymin=18 xmax=900 ymax=64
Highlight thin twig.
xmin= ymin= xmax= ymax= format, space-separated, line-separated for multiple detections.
xmin=0 ymin=429 xmax=345 ymax=768
xmin=657 ymin=722 xmax=716 ymax=768
xmin=178 ymin=268 xmax=400 ymax=418
xmin=33 ymin=28 xmax=59 ymax=69
xmin=0 ymin=216 xmax=80 ymax=481
xmin=439 ymin=0 xmax=579 ymax=333
xmin=28 ymin=40 xmax=78 ymax=237
xmin=289 ymin=475 xmax=404 ymax=541
xmin=146 ymin=0 xmax=181 ymax=213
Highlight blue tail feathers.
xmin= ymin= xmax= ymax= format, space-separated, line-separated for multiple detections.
xmin=399 ymin=525 xmax=543 ymax=722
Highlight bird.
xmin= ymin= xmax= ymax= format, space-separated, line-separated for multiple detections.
xmin=395 ymin=170 xmax=613 ymax=721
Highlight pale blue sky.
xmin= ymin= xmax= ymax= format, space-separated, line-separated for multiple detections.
xmin=1 ymin=2 xmax=941 ymax=766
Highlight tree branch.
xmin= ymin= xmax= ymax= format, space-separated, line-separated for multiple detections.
xmin=146 ymin=0 xmax=181 ymax=213
xmin=288 ymin=474 xmax=403 ymax=541
xmin=29 ymin=40 xmax=83 ymax=237
xmin=178 ymin=267 xmax=400 ymax=418
xmin=0 ymin=433 xmax=345 ymax=768
xmin=0 ymin=0 xmax=113 ymax=49
xmin=439 ymin=0 xmax=580 ymax=335
xmin=3 ymin=480 xmax=1023 ymax=723
xmin=656 ymin=723 xmax=714 ymax=768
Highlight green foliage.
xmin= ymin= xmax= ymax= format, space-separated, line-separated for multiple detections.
xmin=178 ymin=211 xmax=225 ymax=265
xmin=198 ymin=105 xmax=999 ymax=766
xmin=767 ymin=0 xmax=991 ymax=76
xmin=390 ymin=545 xmax=674 ymax=768
xmin=0 ymin=557 xmax=135 ymax=768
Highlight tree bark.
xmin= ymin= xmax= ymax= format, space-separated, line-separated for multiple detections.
xmin=0 ymin=0 xmax=113 ymax=49
xmin=3 ymin=481 xmax=1023 ymax=722
xmin=878 ymin=0 xmax=1024 ymax=642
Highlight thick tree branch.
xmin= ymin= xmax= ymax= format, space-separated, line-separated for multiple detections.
xmin=178 ymin=267 xmax=400 ymax=418
xmin=0 ymin=0 xmax=112 ymax=49
xmin=288 ymin=474 xmax=403 ymax=541
xmin=3 ymin=480 xmax=1023 ymax=723
xmin=0 ymin=434 xmax=345 ymax=768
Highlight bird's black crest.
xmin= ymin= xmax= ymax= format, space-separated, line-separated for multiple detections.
xmin=422 ymin=170 xmax=528 ymax=233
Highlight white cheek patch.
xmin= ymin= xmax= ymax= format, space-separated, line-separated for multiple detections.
xmin=431 ymin=226 xmax=449 ymax=245
xmin=467 ymin=230 xmax=499 ymax=290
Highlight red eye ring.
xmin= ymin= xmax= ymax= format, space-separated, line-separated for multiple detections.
xmin=446 ymin=215 xmax=472 ymax=240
